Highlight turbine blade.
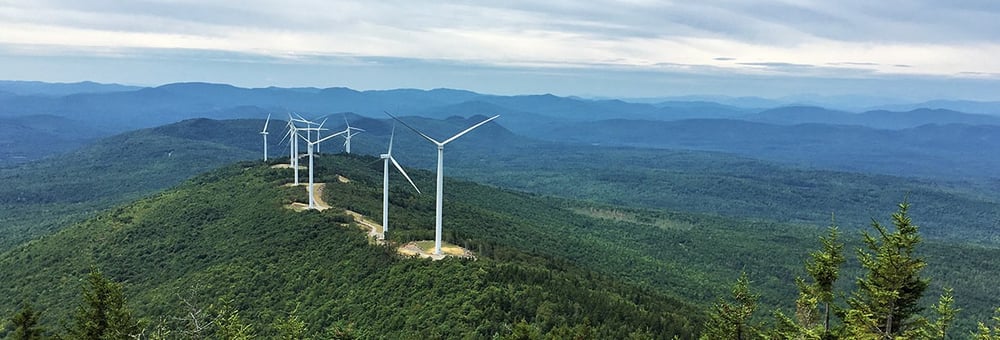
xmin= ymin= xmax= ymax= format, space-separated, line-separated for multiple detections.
xmin=277 ymin=127 xmax=292 ymax=145
xmin=390 ymin=156 xmax=421 ymax=194
xmin=262 ymin=113 xmax=271 ymax=132
xmin=442 ymin=115 xmax=500 ymax=145
xmin=384 ymin=111 xmax=441 ymax=145
xmin=297 ymin=131 xmax=310 ymax=143
xmin=314 ymin=130 xmax=346 ymax=144
xmin=318 ymin=117 xmax=328 ymax=130
xmin=387 ymin=123 xmax=396 ymax=154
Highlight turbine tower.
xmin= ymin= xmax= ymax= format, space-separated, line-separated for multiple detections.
xmin=302 ymin=129 xmax=345 ymax=209
xmin=278 ymin=116 xmax=302 ymax=185
xmin=260 ymin=113 xmax=271 ymax=161
xmin=380 ymin=124 xmax=420 ymax=239
xmin=387 ymin=112 xmax=500 ymax=255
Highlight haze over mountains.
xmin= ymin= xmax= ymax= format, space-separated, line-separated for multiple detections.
xmin=2 ymin=81 xmax=1000 ymax=181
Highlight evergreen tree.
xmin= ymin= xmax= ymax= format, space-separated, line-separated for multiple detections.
xmin=904 ymin=287 xmax=959 ymax=339
xmin=770 ymin=225 xmax=845 ymax=340
xmin=803 ymin=224 xmax=845 ymax=339
xmin=845 ymin=202 xmax=929 ymax=339
xmin=273 ymin=307 xmax=307 ymax=340
xmin=973 ymin=308 xmax=1000 ymax=340
xmin=216 ymin=306 xmax=255 ymax=340
xmin=700 ymin=272 xmax=761 ymax=340
xmin=10 ymin=303 xmax=44 ymax=340
xmin=70 ymin=267 xmax=141 ymax=340
xmin=806 ymin=224 xmax=844 ymax=339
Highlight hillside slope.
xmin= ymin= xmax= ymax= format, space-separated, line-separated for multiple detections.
xmin=0 ymin=158 xmax=703 ymax=338
xmin=0 ymin=119 xmax=261 ymax=250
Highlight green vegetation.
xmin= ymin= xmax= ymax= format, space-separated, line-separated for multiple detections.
xmin=0 ymin=159 xmax=702 ymax=339
xmin=4 ymin=153 xmax=996 ymax=338
xmin=0 ymin=120 xmax=258 ymax=251
xmin=442 ymin=144 xmax=1000 ymax=245
xmin=704 ymin=203 xmax=988 ymax=339
xmin=2 ymin=118 xmax=999 ymax=338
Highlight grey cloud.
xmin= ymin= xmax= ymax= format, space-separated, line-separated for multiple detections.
xmin=828 ymin=62 xmax=880 ymax=66
xmin=5 ymin=1 xmax=999 ymax=47
xmin=739 ymin=62 xmax=816 ymax=68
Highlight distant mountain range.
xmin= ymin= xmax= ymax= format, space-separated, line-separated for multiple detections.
xmin=0 ymin=80 xmax=141 ymax=96
xmin=2 ymin=80 xmax=998 ymax=132
xmin=3 ymin=81 xmax=1000 ymax=181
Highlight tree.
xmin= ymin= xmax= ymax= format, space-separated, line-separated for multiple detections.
xmin=273 ymin=307 xmax=307 ymax=340
xmin=10 ymin=303 xmax=44 ymax=340
xmin=904 ymin=287 xmax=959 ymax=339
xmin=845 ymin=202 xmax=929 ymax=339
xmin=808 ymin=225 xmax=845 ymax=335
xmin=216 ymin=304 xmax=255 ymax=340
xmin=770 ymin=224 xmax=846 ymax=340
xmin=700 ymin=272 xmax=761 ymax=340
xmin=973 ymin=308 xmax=1000 ymax=340
xmin=70 ymin=267 xmax=141 ymax=340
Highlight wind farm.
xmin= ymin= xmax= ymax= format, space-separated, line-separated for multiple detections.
xmin=263 ymin=111 xmax=498 ymax=257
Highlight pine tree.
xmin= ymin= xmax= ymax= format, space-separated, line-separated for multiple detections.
xmin=845 ymin=202 xmax=929 ymax=339
xmin=903 ymin=287 xmax=959 ymax=339
xmin=700 ymin=272 xmax=761 ymax=340
xmin=273 ymin=306 xmax=307 ymax=340
xmin=973 ymin=308 xmax=1000 ymax=340
xmin=10 ymin=303 xmax=44 ymax=340
xmin=804 ymin=224 xmax=845 ymax=339
xmin=70 ymin=267 xmax=141 ymax=340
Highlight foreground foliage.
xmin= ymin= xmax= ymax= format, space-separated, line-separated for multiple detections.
xmin=705 ymin=202 xmax=989 ymax=339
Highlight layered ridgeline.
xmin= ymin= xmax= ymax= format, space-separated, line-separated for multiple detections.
xmin=4 ymin=81 xmax=1000 ymax=181
xmin=0 ymin=156 xmax=703 ymax=338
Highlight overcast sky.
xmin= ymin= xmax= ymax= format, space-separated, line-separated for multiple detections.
xmin=2 ymin=1 xmax=999 ymax=100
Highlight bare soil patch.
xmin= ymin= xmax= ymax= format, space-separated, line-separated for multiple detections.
xmin=397 ymin=240 xmax=475 ymax=260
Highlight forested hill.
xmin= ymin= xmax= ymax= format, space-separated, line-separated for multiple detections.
xmin=0 ymin=156 xmax=704 ymax=339
xmin=2 ymin=124 xmax=999 ymax=336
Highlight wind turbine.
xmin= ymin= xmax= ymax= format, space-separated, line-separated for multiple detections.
xmin=278 ymin=116 xmax=301 ymax=185
xmin=386 ymin=112 xmax=500 ymax=255
xmin=260 ymin=113 xmax=271 ymax=161
xmin=302 ymin=129 xmax=346 ymax=209
xmin=340 ymin=116 xmax=364 ymax=154
xmin=380 ymin=124 xmax=421 ymax=239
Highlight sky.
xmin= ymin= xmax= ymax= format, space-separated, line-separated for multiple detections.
xmin=2 ymin=0 xmax=1000 ymax=100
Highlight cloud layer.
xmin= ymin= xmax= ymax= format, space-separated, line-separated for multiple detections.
xmin=2 ymin=1 xmax=999 ymax=97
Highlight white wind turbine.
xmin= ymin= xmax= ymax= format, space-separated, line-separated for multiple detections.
xmin=260 ymin=113 xmax=271 ymax=161
xmin=302 ymin=127 xmax=345 ymax=209
xmin=340 ymin=116 xmax=364 ymax=154
xmin=387 ymin=112 xmax=500 ymax=255
xmin=380 ymin=124 xmax=421 ymax=239
xmin=278 ymin=116 xmax=302 ymax=185
xmin=288 ymin=114 xmax=325 ymax=183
